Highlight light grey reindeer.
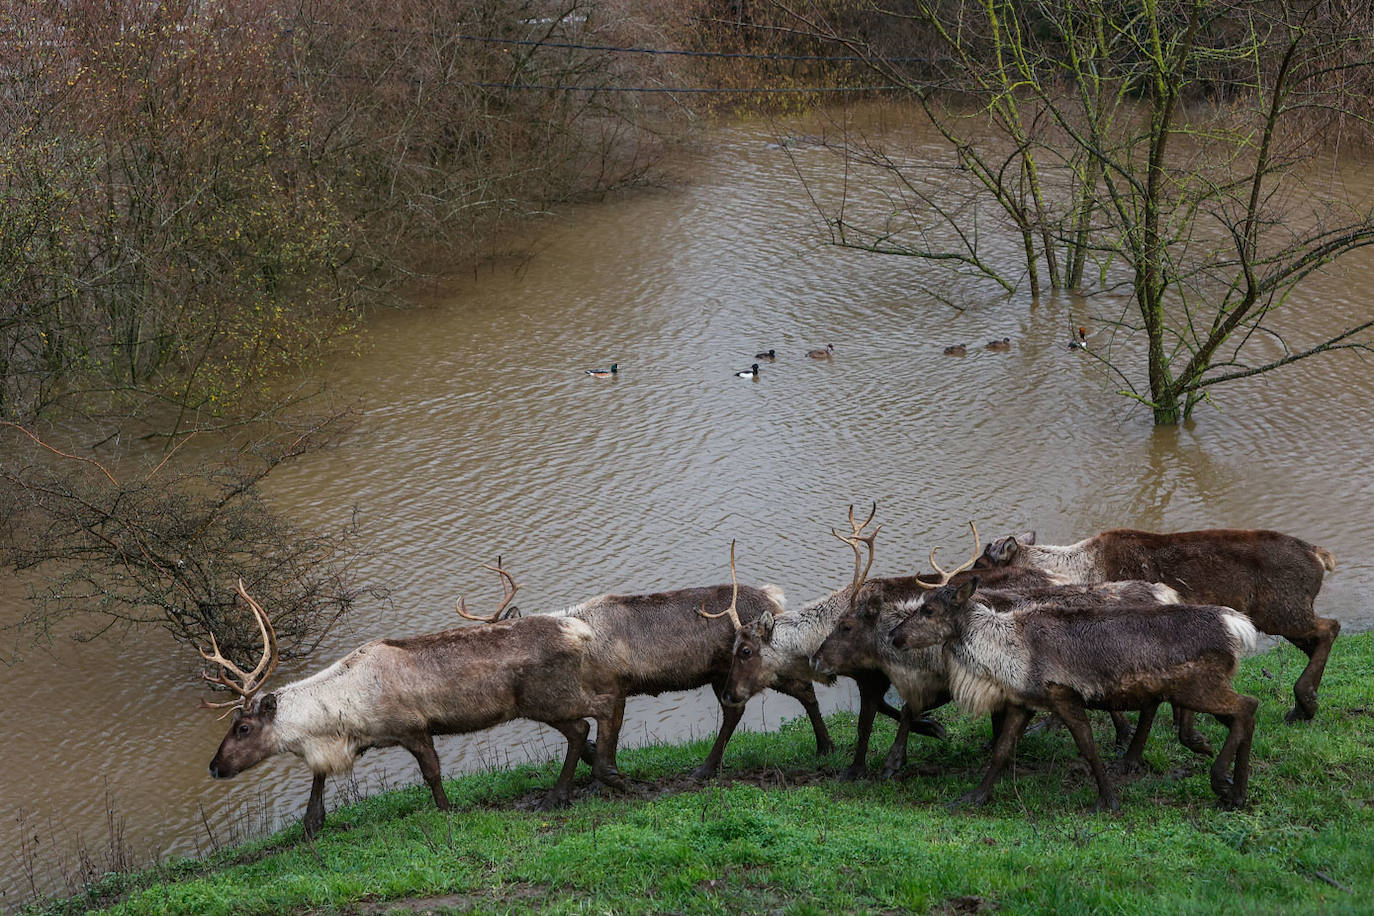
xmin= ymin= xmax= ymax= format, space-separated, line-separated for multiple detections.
xmin=202 ymin=564 xmax=620 ymax=837
xmin=889 ymin=574 xmax=1260 ymax=811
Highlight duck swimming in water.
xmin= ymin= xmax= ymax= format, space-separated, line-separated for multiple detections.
xmin=1068 ymin=327 xmax=1088 ymax=350
xmin=585 ymin=363 xmax=618 ymax=378
xmin=943 ymin=344 xmax=968 ymax=356
xmin=806 ymin=343 xmax=835 ymax=359
xmin=986 ymin=337 xmax=1011 ymax=352
xmin=735 ymin=363 xmax=760 ymax=378
xmin=755 ymin=349 xmax=776 ymax=360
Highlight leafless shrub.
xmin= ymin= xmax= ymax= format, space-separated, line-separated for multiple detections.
xmin=0 ymin=412 xmax=369 ymax=663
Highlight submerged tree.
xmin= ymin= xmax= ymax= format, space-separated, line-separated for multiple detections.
xmin=0 ymin=412 xmax=368 ymax=665
xmin=773 ymin=0 xmax=1374 ymax=424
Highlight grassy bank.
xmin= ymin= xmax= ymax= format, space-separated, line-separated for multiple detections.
xmin=41 ymin=635 xmax=1374 ymax=915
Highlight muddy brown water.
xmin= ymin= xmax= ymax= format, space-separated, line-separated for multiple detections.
xmin=2 ymin=116 xmax=1372 ymax=905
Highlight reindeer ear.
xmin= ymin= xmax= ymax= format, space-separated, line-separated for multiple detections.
xmin=954 ymin=578 xmax=978 ymax=604
xmin=258 ymin=693 xmax=278 ymax=718
xmin=1020 ymin=531 xmax=1037 ymax=546
xmin=756 ymin=610 xmax=776 ymax=641
xmin=985 ymin=535 xmax=1020 ymax=564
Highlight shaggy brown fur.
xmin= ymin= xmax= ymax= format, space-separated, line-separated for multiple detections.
xmin=560 ymin=583 xmax=834 ymax=781
xmin=208 ymin=615 xmax=618 ymax=838
xmin=889 ymin=580 xmax=1259 ymax=811
xmin=978 ymin=527 xmax=1339 ymax=723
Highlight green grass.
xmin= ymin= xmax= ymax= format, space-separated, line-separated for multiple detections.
xmin=37 ymin=635 xmax=1374 ymax=915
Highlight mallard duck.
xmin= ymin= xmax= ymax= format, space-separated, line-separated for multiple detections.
xmin=735 ymin=363 xmax=760 ymax=378
xmin=806 ymin=343 xmax=835 ymax=359
xmin=754 ymin=349 xmax=777 ymax=360
xmin=1068 ymin=327 xmax=1087 ymax=350
xmin=986 ymin=337 xmax=1011 ymax=352
xmin=585 ymin=363 xmax=618 ymax=378
xmin=943 ymin=344 xmax=968 ymax=356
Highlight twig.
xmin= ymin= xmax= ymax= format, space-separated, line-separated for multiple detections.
xmin=0 ymin=422 xmax=120 ymax=485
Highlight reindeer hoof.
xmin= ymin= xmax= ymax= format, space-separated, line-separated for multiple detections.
xmin=1283 ymin=706 xmax=1314 ymax=725
xmin=1180 ymin=734 xmax=1214 ymax=757
xmin=911 ymin=717 xmax=947 ymax=740
xmin=952 ymin=790 xmax=990 ymax=809
xmin=594 ymin=766 xmax=627 ymax=790
xmin=688 ymin=764 xmax=719 ymax=781
xmin=1115 ymin=757 xmax=1145 ymax=777
xmin=303 ymin=813 xmax=324 ymax=839
xmin=537 ymin=790 xmax=571 ymax=811
xmin=815 ymin=738 xmax=836 ymax=756
xmin=1093 ymin=795 xmax=1121 ymax=814
xmin=839 ymin=763 xmax=868 ymax=782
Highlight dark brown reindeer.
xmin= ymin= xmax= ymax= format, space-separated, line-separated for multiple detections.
xmin=976 ymin=528 xmax=1338 ymax=725
xmin=553 ymin=541 xmax=836 ymax=782
xmin=889 ymin=575 xmax=1261 ymax=811
xmin=812 ymin=531 xmax=1183 ymax=775
xmin=713 ymin=507 xmax=941 ymax=780
xmin=201 ymin=567 xmax=620 ymax=838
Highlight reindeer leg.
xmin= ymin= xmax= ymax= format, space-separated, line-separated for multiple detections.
xmin=1108 ymin=710 xmax=1132 ymax=748
xmin=1285 ymin=617 xmax=1341 ymax=723
xmin=1210 ymin=694 xmax=1259 ymax=809
xmin=591 ymin=694 xmax=628 ymax=790
xmin=400 ymin=733 xmax=451 ymax=811
xmin=541 ymin=718 xmax=591 ymax=810
xmin=956 ymin=705 xmax=1032 ymax=808
xmin=1118 ymin=703 xmax=1159 ymax=774
xmin=303 ymin=773 xmax=327 ymax=839
xmin=879 ymin=706 xmax=914 ymax=779
xmin=692 ymin=686 xmax=744 ymax=780
xmin=774 ymin=676 xmax=834 ymax=756
xmin=1173 ymin=705 xmax=1212 ymax=756
xmin=842 ymin=675 xmax=888 ymax=780
xmin=1046 ymin=692 xmax=1118 ymax=812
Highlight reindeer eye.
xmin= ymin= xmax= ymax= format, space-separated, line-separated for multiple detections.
xmin=236 ymin=723 xmax=252 ymax=736
xmin=740 ymin=646 xmax=752 ymax=659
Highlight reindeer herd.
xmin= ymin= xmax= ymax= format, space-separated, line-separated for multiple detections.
xmin=198 ymin=509 xmax=1341 ymax=837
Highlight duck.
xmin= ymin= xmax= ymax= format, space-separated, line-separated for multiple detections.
xmin=806 ymin=343 xmax=835 ymax=359
xmin=585 ymin=363 xmax=618 ymax=378
xmin=735 ymin=363 xmax=760 ymax=378
xmin=985 ymin=337 xmax=1011 ymax=352
xmin=1068 ymin=326 xmax=1088 ymax=350
xmin=754 ymin=349 xmax=777 ymax=360
xmin=943 ymin=343 xmax=968 ymax=356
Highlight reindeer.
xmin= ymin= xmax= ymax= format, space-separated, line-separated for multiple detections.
xmin=889 ymin=574 xmax=1261 ymax=811
xmin=201 ymin=564 xmax=620 ymax=838
xmin=551 ymin=541 xmax=837 ymax=782
xmin=813 ymin=531 xmax=1184 ymax=775
xmin=712 ymin=507 xmax=943 ymax=780
xmin=976 ymin=528 xmax=1338 ymax=725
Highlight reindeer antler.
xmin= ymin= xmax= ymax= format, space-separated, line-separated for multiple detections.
xmin=198 ymin=579 xmax=279 ymax=716
xmin=456 ymin=555 xmax=522 ymax=623
xmin=698 ymin=539 xmax=743 ymax=630
xmin=917 ymin=521 xmax=982 ymax=589
xmin=831 ymin=502 xmax=881 ymax=607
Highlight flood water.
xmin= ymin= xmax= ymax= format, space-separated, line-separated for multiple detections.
xmin=2 ymin=112 xmax=1372 ymax=906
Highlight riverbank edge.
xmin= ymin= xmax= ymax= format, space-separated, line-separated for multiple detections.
xmin=34 ymin=634 xmax=1374 ymax=915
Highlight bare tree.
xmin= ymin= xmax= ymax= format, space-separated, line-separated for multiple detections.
xmin=0 ymin=412 xmax=368 ymax=664
xmin=771 ymin=0 xmax=1374 ymax=424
